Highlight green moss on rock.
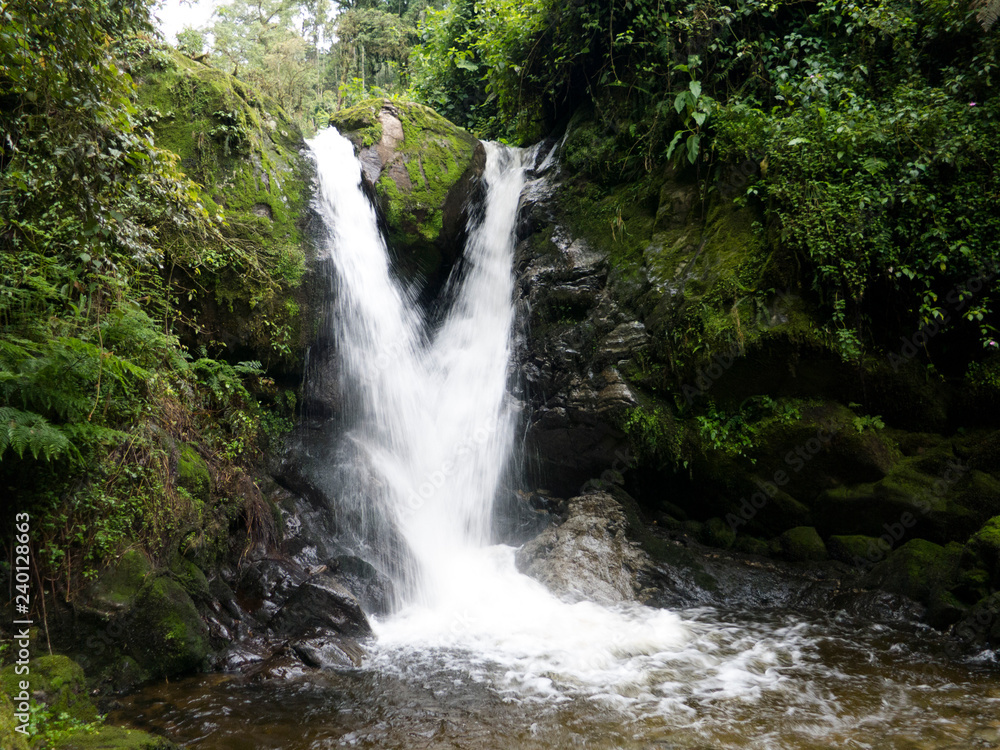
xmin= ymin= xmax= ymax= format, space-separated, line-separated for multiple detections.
xmin=87 ymin=549 xmax=151 ymax=613
xmin=176 ymin=443 xmax=211 ymax=503
xmin=964 ymin=515 xmax=1000 ymax=586
xmin=814 ymin=449 xmax=981 ymax=542
xmin=330 ymin=98 xmax=485 ymax=286
xmin=135 ymin=48 xmax=311 ymax=369
xmin=0 ymin=691 xmax=29 ymax=750
xmin=827 ymin=535 xmax=885 ymax=566
xmin=1 ymin=656 xmax=97 ymax=723
xmin=867 ymin=538 xmax=962 ymax=604
xmin=329 ymin=100 xmax=383 ymax=146
xmin=169 ymin=556 xmax=211 ymax=602
xmin=702 ymin=517 xmax=736 ymax=549
xmin=733 ymin=535 xmax=771 ymax=556
xmin=125 ymin=577 xmax=209 ymax=678
xmin=777 ymin=526 xmax=827 ymax=561
xmin=49 ymin=726 xmax=178 ymax=750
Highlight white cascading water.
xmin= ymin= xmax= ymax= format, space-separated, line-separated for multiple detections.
xmin=307 ymin=127 xmax=803 ymax=713
xmin=308 ymin=127 xmax=519 ymax=605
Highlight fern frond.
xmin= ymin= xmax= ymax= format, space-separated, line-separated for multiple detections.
xmin=0 ymin=406 xmax=76 ymax=462
xmin=62 ymin=422 xmax=129 ymax=447
xmin=234 ymin=360 xmax=264 ymax=376
xmin=978 ymin=0 xmax=1000 ymax=30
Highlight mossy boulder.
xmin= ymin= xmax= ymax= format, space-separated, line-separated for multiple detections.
xmin=776 ymin=526 xmax=827 ymax=562
xmin=0 ymin=691 xmax=29 ymax=750
xmin=868 ymin=539 xmax=961 ymax=600
xmin=963 ymin=515 xmax=1000 ymax=586
xmin=643 ymin=195 xmax=779 ymax=357
xmin=814 ymin=446 xmax=985 ymax=542
xmin=954 ymin=566 xmax=991 ymax=604
xmin=330 ymin=98 xmax=486 ymax=289
xmin=701 ymin=516 xmax=736 ymax=549
xmin=101 ymin=656 xmax=148 ymax=696
xmin=135 ymin=47 xmax=312 ymax=371
xmin=0 ymin=656 xmax=98 ymax=723
xmin=176 ymin=443 xmax=211 ymax=503
xmin=49 ymin=726 xmax=178 ymax=750
xmin=732 ymin=535 xmax=771 ymax=557
xmin=87 ymin=549 xmax=151 ymax=613
xmin=745 ymin=402 xmax=898 ymax=499
xmin=169 ymin=556 xmax=211 ymax=602
xmin=827 ymin=535 xmax=886 ymax=566
xmin=663 ymin=401 xmax=905 ymax=539
xmin=125 ymin=576 xmax=209 ymax=678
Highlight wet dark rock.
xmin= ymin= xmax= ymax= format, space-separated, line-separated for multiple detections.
xmin=299 ymin=341 xmax=342 ymax=421
xmin=951 ymin=592 xmax=1000 ymax=653
xmin=331 ymin=555 xmax=395 ymax=616
xmin=513 ymin=192 xmax=647 ymax=493
xmin=208 ymin=576 xmax=245 ymax=623
xmin=492 ymin=490 xmax=556 ymax=546
xmin=292 ymin=630 xmax=366 ymax=669
xmin=270 ymin=436 xmax=419 ymax=583
xmin=270 ymin=572 xmax=373 ymax=640
xmin=236 ymin=557 xmax=309 ymax=622
xmin=270 ymin=448 xmax=335 ymax=511
xmin=243 ymin=651 xmax=311 ymax=682
xmin=212 ymin=638 xmax=271 ymax=672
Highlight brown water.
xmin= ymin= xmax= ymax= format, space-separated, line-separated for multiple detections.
xmin=114 ymin=608 xmax=1000 ymax=750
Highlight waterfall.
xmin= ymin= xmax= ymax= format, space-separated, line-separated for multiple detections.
xmin=307 ymin=128 xmax=521 ymax=605
xmin=307 ymin=127 xmax=699 ymax=706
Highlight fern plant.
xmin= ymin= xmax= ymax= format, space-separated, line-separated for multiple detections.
xmin=979 ymin=0 xmax=1000 ymax=30
xmin=0 ymin=407 xmax=75 ymax=461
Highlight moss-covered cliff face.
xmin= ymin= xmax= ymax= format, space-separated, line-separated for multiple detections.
xmin=516 ymin=113 xmax=1000 ymax=638
xmin=330 ymin=98 xmax=485 ymax=293
xmin=134 ymin=48 xmax=316 ymax=375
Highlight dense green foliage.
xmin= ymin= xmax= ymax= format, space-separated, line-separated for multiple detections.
xmin=1 ymin=2 xmax=290 ymax=594
xmin=410 ymin=0 xmax=1000 ymax=367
